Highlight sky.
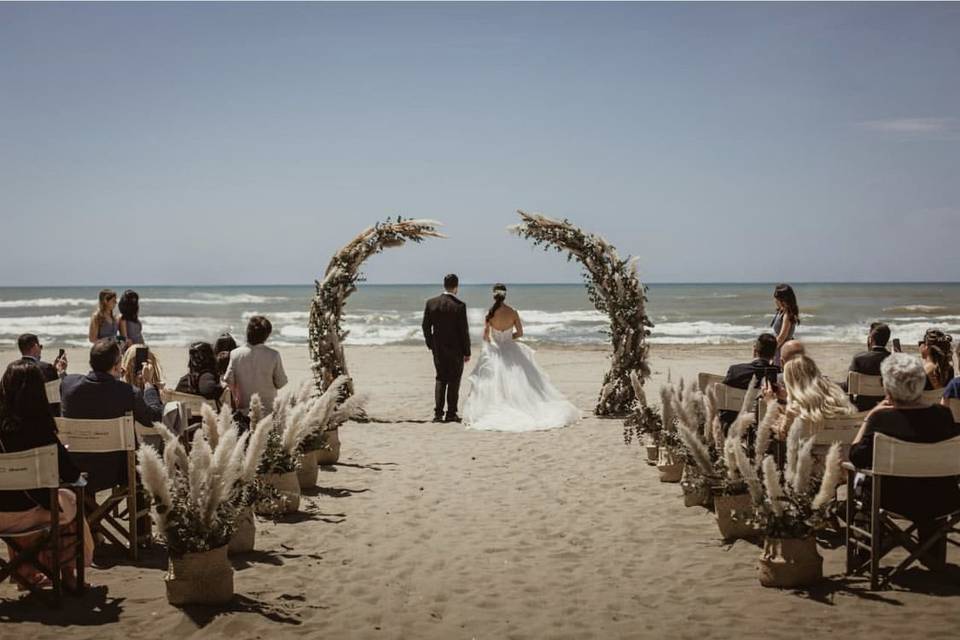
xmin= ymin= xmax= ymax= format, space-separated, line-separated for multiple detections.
xmin=1 ymin=2 xmax=958 ymax=286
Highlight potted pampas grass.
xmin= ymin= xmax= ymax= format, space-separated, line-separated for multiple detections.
xmin=622 ymin=371 xmax=663 ymax=465
xmin=297 ymin=382 xmax=367 ymax=486
xmin=256 ymin=378 xmax=348 ymax=514
xmin=137 ymin=411 xmax=269 ymax=605
xmin=736 ymin=417 xmax=845 ymax=588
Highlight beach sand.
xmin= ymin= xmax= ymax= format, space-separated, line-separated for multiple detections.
xmin=2 ymin=342 xmax=958 ymax=639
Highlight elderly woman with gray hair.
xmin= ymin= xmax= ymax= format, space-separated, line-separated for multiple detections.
xmin=849 ymin=352 xmax=960 ymax=569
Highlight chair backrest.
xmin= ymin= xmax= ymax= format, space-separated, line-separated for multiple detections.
xmin=709 ymin=383 xmax=748 ymax=413
xmin=948 ymin=398 xmax=960 ymax=424
xmin=163 ymin=389 xmax=213 ymax=417
xmin=847 ymin=371 xmax=884 ymax=397
xmin=806 ymin=412 xmax=867 ymax=445
xmin=44 ymin=379 xmax=61 ymax=405
xmin=0 ymin=444 xmax=59 ymax=490
xmin=872 ymin=433 xmax=960 ymax=477
xmin=697 ymin=373 xmax=725 ymax=394
xmin=920 ymin=388 xmax=945 ymax=406
xmin=55 ymin=413 xmax=135 ymax=453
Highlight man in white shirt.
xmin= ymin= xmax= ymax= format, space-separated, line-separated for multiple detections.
xmin=224 ymin=315 xmax=288 ymax=415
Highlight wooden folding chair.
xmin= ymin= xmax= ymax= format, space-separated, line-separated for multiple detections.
xmin=0 ymin=444 xmax=86 ymax=605
xmin=804 ymin=412 xmax=868 ymax=457
xmin=948 ymin=398 xmax=960 ymax=424
xmin=844 ymin=433 xmax=960 ymax=589
xmin=161 ymin=389 xmax=218 ymax=420
xmin=847 ymin=371 xmax=884 ymax=408
xmin=920 ymin=388 xmax=946 ymax=405
xmin=55 ymin=414 xmax=147 ymax=560
xmin=697 ymin=372 xmax=725 ymax=394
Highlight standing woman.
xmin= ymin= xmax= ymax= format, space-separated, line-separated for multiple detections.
xmin=118 ymin=289 xmax=144 ymax=350
xmin=87 ymin=289 xmax=118 ymax=344
xmin=771 ymin=284 xmax=800 ymax=366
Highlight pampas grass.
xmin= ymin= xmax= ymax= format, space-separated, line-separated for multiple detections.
xmin=792 ymin=436 xmax=816 ymax=496
xmin=761 ymin=455 xmax=785 ymax=516
xmin=754 ymin=400 xmax=781 ymax=462
xmin=734 ymin=442 xmax=763 ymax=503
xmin=678 ymin=423 xmax=714 ymax=475
xmin=659 ymin=384 xmax=676 ymax=431
xmin=812 ymin=443 xmax=844 ymax=510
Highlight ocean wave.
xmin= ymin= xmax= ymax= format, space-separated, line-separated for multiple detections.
xmin=883 ymin=304 xmax=949 ymax=313
xmin=0 ymin=298 xmax=90 ymax=309
xmin=142 ymin=294 xmax=289 ymax=305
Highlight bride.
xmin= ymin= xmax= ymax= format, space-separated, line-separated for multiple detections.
xmin=463 ymin=284 xmax=580 ymax=432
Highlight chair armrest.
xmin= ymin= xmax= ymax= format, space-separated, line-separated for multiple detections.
xmin=841 ymin=461 xmax=873 ymax=476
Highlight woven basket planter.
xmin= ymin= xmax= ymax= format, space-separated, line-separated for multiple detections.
xmin=714 ymin=492 xmax=761 ymax=541
xmin=227 ymin=508 xmax=256 ymax=555
xmin=645 ymin=444 xmax=659 ymax=465
xmin=657 ymin=449 xmax=683 ymax=483
xmin=257 ymin=471 xmax=301 ymax=515
xmin=165 ymin=545 xmax=234 ymax=606
xmin=758 ymin=537 xmax=823 ymax=588
xmin=314 ymin=429 xmax=341 ymax=466
xmin=681 ymin=466 xmax=712 ymax=508
xmin=297 ymin=450 xmax=319 ymax=489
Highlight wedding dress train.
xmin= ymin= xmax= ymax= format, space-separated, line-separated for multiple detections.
xmin=463 ymin=328 xmax=580 ymax=432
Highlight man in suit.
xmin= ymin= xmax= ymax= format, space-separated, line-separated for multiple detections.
xmin=422 ymin=274 xmax=471 ymax=423
xmin=60 ymin=338 xmax=163 ymax=491
xmin=17 ymin=332 xmax=67 ymax=415
xmin=846 ymin=322 xmax=892 ymax=411
xmin=719 ymin=333 xmax=780 ymax=426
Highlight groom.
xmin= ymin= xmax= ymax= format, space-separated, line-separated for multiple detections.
xmin=422 ymin=273 xmax=471 ymax=423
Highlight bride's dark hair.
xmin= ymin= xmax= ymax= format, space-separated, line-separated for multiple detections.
xmin=485 ymin=283 xmax=507 ymax=323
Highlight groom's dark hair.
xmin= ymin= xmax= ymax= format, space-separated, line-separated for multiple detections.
xmin=443 ymin=274 xmax=459 ymax=291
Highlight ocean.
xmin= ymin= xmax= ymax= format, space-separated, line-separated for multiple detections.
xmin=1 ymin=283 xmax=959 ymax=349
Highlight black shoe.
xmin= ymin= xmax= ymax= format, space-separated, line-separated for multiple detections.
xmin=432 ymin=413 xmax=445 ymax=423
xmin=445 ymin=413 xmax=462 ymax=423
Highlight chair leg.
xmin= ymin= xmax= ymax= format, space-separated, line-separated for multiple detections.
xmin=50 ymin=488 xmax=62 ymax=606
xmin=870 ymin=478 xmax=883 ymax=590
xmin=845 ymin=468 xmax=855 ymax=575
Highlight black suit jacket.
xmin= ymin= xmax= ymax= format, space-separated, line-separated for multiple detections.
xmin=847 ymin=346 xmax=891 ymax=410
xmin=719 ymin=359 xmax=779 ymax=425
xmin=60 ymin=371 xmax=163 ymax=491
xmin=422 ymin=294 xmax=471 ymax=358
xmin=19 ymin=356 xmax=61 ymax=415
xmin=0 ymin=415 xmax=80 ymax=512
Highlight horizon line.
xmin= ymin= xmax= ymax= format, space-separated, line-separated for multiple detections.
xmin=2 ymin=280 xmax=960 ymax=288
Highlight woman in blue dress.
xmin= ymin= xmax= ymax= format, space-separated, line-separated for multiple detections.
xmin=87 ymin=288 xmax=118 ymax=344
xmin=771 ymin=283 xmax=800 ymax=365
xmin=118 ymin=289 xmax=144 ymax=350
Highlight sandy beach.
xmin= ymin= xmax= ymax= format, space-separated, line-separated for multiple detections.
xmin=2 ymin=341 xmax=958 ymax=639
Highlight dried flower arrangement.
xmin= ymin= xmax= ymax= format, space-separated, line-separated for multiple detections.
xmin=623 ymin=370 xmax=663 ymax=446
xmin=510 ymin=210 xmax=653 ymax=416
xmin=136 ymin=408 xmax=270 ymax=557
xmin=307 ymin=217 xmax=444 ymax=397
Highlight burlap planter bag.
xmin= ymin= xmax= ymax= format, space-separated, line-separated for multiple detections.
xmin=257 ymin=471 xmax=301 ymax=515
xmin=314 ymin=429 xmax=341 ymax=466
xmin=657 ymin=449 xmax=683 ymax=483
xmin=645 ymin=444 xmax=659 ymax=465
xmin=714 ymin=492 xmax=760 ymax=540
xmin=297 ymin=450 xmax=319 ymax=489
xmin=758 ymin=537 xmax=823 ymax=588
xmin=228 ymin=508 xmax=256 ymax=554
xmin=681 ymin=466 xmax=711 ymax=508
xmin=165 ymin=545 xmax=234 ymax=606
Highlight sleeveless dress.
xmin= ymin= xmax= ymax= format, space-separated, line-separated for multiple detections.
xmin=772 ymin=310 xmax=795 ymax=366
xmin=463 ymin=328 xmax=580 ymax=432
xmin=122 ymin=319 xmax=144 ymax=345
xmin=96 ymin=316 xmax=118 ymax=341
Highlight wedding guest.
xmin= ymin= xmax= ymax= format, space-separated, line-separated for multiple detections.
xmin=214 ymin=333 xmax=238 ymax=378
xmin=87 ymin=289 xmax=118 ymax=344
xmin=941 ymin=342 xmax=960 ymax=403
xmin=60 ymin=339 xmax=163 ymax=491
xmin=120 ymin=345 xmax=165 ymax=400
xmin=176 ymin=342 xmax=223 ymax=401
xmin=919 ymin=329 xmax=954 ymax=390
xmin=718 ymin=333 xmax=779 ymax=426
xmin=768 ymin=353 xmax=855 ymax=439
xmin=224 ymin=316 xmax=287 ymax=414
xmin=849 ymin=353 xmax=960 ymax=569
xmin=771 ymin=284 xmax=800 ymax=366
xmin=118 ymin=289 xmax=144 ymax=350
xmin=0 ymin=361 xmax=94 ymax=589
xmin=17 ymin=333 xmax=68 ymax=416
xmin=779 ymin=339 xmax=805 ymax=365
xmin=847 ymin=322 xmax=892 ymax=410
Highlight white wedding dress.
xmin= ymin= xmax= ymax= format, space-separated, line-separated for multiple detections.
xmin=463 ymin=328 xmax=580 ymax=432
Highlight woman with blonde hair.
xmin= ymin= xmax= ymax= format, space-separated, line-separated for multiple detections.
xmin=768 ymin=353 xmax=855 ymax=438
xmin=87 ymin=289 xmax=118 ymax=344
xmin=120 ymin=346 xmax=164 ymax=390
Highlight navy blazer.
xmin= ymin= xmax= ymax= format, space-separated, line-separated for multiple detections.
xmin=19 ymin=356 xmax=61 ymax=416
xmin=60 ymin=371 xmax=163 ymax=491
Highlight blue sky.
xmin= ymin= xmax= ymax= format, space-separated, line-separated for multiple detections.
xmin=1 ymin=2 xmax=958 ymax=285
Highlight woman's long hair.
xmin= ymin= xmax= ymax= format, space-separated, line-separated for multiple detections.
xmin=773 ymin=284 xmax=800 ymax=325
xmin=485 ymin=284 xmax=508 ymax=323
xmin=0 ymin=361 xmax=55 ymax=434
xmin=120 ymin=346 xmax=164 ymax=389
xmin=922 ymin=329 xmax=954 ymax=388
xmin=783 ymin=354 xmax=854 ymax=425
xmin=94 ymin=288 xmax=117 ymax=326
xmin=118 ymin=289 xmax=140 ymax=324
xmin=214 ymin=333 xmax=238 ymax=377
xmin=186 ymin=342 xmax=218 ymax=391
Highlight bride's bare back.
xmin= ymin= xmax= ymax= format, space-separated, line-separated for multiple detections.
xmin=485 ymin=303 xmax=523 ymax=340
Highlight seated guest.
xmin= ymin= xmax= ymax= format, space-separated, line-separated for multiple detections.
xmin=770 ymin=353 xmax=856 ymax=438
xmin=919 ymin=329 xmax=954 ymax=390
xmin=117 ymin=289 xmax=144 ymax=350
xmin=779 ymin=339 xmax=805 ymax=365
xmin=214 ymin=333 xmax=238 ymax=378
xmin=850 ymin=353 xmax=960 ymax=569
xmin=942 ymin=342 xmax=960 ymax=404
xmin=225 ymin=316 xmax=288 ymax=414
xmin=17 ymin=333 xmax=67 ymax=416
xmin=719 ymin=333 xmax=779 ymax=426
xmin=176 ymin=342 xmax=223 ymax=401
xmin=119 ymin=345 xmax=165 ymax=393
xmin=0 ymin=361 xmax=93 ymax=589
xmin=60 ymin=339 xmax=163 ymax=491
xmin=847 ymin=322 xmax=892 ymax=410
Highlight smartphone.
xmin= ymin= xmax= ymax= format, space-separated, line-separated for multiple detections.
xmin=56 ymin=348 xmax=65 ymax=362
xmin=134 ymin=346 xmax=149 ymax=375
xmin=892 ymin=338 xmax=902 ymax=353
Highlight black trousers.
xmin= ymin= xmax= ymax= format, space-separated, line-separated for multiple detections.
xmin=432 ymin=348 xmax=465 ymax=417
